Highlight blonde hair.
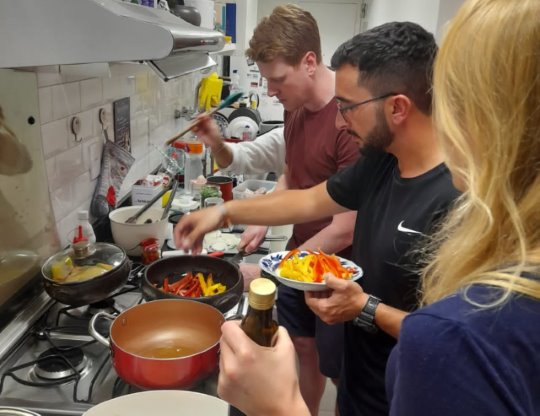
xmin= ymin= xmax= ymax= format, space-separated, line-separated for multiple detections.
xmin=246 ymin=4 xmax=321 ymax=66
xmin=421 ymin=0 xmax=540 ymax=305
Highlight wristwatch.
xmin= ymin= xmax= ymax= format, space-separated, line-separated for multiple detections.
xmin=353 ymin=294 xmax=381 ymax=333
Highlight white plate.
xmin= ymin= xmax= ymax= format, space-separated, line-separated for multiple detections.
xmin=259 ymin=250 xmax=363 ymax=291
xmin=203 ymin=230 xmax=241 ymax=254
xmin=83 ymin=390 xmax=228 ymax=416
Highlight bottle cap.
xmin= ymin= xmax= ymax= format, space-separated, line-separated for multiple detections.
xmin=77 ymin=210 xmax=89 ymax=220
xmin=248 ymin=278 xmax=276 ymax=310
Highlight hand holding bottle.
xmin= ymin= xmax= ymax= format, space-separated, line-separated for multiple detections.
xmin=218 ymin=321 xmax=310 ymax=416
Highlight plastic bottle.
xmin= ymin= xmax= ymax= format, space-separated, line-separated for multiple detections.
xmin=75 ymin=210 xmax=96 ymax=244
xmin=183 ymin=141 xmax=205 ymax=196
xmin=230 ymin=70 xmax=241 ymax=96
xmin=240 ymin=278 xmax=278 ymax=346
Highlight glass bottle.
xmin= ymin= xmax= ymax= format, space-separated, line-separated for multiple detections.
xmin=229 ymin=278 xmax=278 ymax=416
xmin=240 ymin=277 xmax=278 ymax=347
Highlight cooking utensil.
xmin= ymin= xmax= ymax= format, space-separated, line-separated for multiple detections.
xmin=160 ymin=180 xmax=178 ymax=221
xmin=142 ymin=255 xmax=243 ymax=313
xmin=41 ymin=242 xmax=131 ymax=307
xmin=166 ymin=91 xmax=243 ymax=146
xmin=109 ymin=206 xmax=169 ymax=256
xmin=82 ymin=390 xmax=228 ymax=416
xmin=89 ymin=299 xmax=223 ymax=390
xmin=125 ymin=186 xmax=169 ymax=224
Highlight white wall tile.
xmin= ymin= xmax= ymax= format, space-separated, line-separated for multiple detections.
xmin=54 ymin=145 xmax=87 ymax=184
xmin=82 ymin=136 xmax=104 ymax=181
xmin=41 ymin=118 xmax=69 ymax=158
xmin=72 ymin=172 xmax=95 ymax=206
xmin=81 ymin=78 xmax=103 ymax=110
xmin=51 ymin=82 xmax=81 ymax=120
xmin=50 ymin=183 xmax=74 ymax=224
xmin=40 ymin=64 xmax=200 ymax=243
xmin=38 ymin=87 xmax=53 ymax=124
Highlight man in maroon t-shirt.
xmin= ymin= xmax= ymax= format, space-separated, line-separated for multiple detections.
xmin=241 ymin=5 xmax=358 ymax=415
xmin=187 ymin=5 xmax=358 ymax=414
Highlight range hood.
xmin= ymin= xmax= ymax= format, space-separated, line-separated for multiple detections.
xmin=0 ymin=0 xmax=225 ymax=80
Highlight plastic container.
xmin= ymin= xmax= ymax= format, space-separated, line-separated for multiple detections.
xmin=232 ymin=179 xmax=276 ymax=200
xmin=183 ymin=142 xmax=205 ymax=196
xmin=74 ymin=210 xmax=96 ymax=244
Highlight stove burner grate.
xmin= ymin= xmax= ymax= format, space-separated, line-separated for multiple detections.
xmin=34 ymin=347 xmax=88 ymax=380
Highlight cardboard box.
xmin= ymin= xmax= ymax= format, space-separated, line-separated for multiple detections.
xmin=131 ymin=180 xmax=163 ymax=206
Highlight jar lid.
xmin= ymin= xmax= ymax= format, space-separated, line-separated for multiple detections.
xmin=248 ymin=278 xmax=276 ymax=310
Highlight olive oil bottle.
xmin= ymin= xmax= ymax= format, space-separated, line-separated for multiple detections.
xmin=240 ymin=278 xmax=278 ymax=346
xmin=229 ymin=278 xmax=278 ymax=416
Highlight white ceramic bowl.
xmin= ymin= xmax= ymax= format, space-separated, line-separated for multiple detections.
xmin=109 ymin=206 xmax=168 ymax=256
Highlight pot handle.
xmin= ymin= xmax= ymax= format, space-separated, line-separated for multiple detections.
xmin=88 ymin=311 xmax=116 ymax=347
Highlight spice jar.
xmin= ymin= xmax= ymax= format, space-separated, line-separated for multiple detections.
xmin=140 ymin=238 xmax=161 ymax=264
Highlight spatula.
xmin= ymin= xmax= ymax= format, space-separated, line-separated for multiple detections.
xmin=165 ymin=91 xmax=243 ymax=146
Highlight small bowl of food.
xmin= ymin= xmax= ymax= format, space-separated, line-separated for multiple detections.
xmin=142 ymin=255 xmax=243 ymax=314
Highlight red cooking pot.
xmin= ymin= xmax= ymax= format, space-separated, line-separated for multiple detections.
xmin=89 ymin=299 xmax=224 ymax=390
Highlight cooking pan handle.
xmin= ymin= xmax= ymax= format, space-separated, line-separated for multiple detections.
xmin=88 ymin=311 xmax=116 ymax=347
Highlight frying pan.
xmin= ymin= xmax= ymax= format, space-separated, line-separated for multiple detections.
xmin=142 ymin=255 xmax=243 ymax=313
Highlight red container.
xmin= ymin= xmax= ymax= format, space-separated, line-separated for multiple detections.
xmin=89 ymin=299 xmax=224 ymax=389
xmin=206 ymin=175 xmax=233 ymax=201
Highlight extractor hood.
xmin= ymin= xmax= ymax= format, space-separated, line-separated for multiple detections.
xmin=0 ymin=0 xmax=225 ymax=80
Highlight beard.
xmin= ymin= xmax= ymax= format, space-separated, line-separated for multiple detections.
xmin=355 ymin=109 xmax=394 ymax=157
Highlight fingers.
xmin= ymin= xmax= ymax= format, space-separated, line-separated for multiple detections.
xmin=324 ymin=273 xmax=348 ymax=290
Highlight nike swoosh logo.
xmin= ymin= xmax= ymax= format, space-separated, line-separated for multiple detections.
xmin=397 ymin=221 xmax=422 ymax=235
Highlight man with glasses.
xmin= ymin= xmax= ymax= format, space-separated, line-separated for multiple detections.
xmin=175 ymin=22 xmax=459 ymax=415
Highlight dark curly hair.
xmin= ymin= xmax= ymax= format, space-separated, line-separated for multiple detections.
xmin=331 ymin=22 xmax=437 ymax=115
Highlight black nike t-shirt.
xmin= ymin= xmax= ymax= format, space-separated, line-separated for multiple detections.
xmin=326 ymin=151 xmax=460 ymax=416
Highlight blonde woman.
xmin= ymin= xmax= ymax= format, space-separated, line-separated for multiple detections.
xmin=386 ymin=0 xmax=540 ymax=414
xmin=215 ymin=0 xmax=540 ymax=415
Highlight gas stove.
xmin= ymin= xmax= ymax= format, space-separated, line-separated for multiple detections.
xmin=0 ymin=263 xmax=245 ymax=416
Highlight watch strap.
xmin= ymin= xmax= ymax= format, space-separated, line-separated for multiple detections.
xmin=353 ymin=294 xmax=381 ymax=333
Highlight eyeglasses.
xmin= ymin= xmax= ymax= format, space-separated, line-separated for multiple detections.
xmin=337 ymin=93 xmax=398 ymax=118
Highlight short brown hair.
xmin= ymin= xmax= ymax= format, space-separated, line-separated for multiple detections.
xmin=246 ymin=4 xmax=321 ymax=66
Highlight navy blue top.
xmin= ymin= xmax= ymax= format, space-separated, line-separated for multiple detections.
xmin=386 ymin=284 xmax=540 ymax=415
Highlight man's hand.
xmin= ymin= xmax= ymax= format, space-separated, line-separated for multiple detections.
xmin=238 ymin=225 xmax=268 ymax=254
xmin=239 ymin=263 xmax=263 ymax=288
xmin=305 ymin=273 xmax=368 ymax=324
xmin=173 ymin=206 xmax=226 ymax=253
xmin=192 ymin=113 xmax=224 ymax=149
xmin=218 ymin=321 xmax=310 ymax=416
